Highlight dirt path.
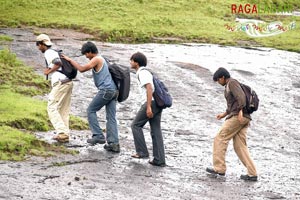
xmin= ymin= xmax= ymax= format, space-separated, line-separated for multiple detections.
xmin=0 ymin=27 xmax=300 ymax=200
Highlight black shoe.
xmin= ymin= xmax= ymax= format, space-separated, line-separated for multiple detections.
xmin=104 ymin=143 xmax=120 ymax=153
xmin=149 ymin=160 xmax=166 ymax=167
xmin=87 ymin=136 xmax=106 ymax=145
xmin=240 ymin=174 xmax=258 ymax=181
xmin=206 ymin=167 xmax=225 ymax=176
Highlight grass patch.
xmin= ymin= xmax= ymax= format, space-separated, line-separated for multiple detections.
xmin=0 ymin=89 xmax=49 ymax=131
xmin=70 ymin=115 xmax=89 ymax=130
xmin=0 ymin=49 xmax=50 ymax=131
xmin=0 ymin=35 xmax=13 ymax=42
xmin=0 ymin=0 xmax=299 ymax=51
xmin=0 ymin=48 xmax=49 ymax=96
xmin=0 ymin=126 xmax=76 ymax=161
xmin=0 ymin=48 xmax=88 ymax=160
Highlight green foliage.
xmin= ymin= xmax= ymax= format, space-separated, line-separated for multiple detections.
xmin=0 ymin=0 xmax=299 ymax=51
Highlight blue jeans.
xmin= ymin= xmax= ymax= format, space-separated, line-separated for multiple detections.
xmin=87 ymin=89 xmax=119 ymax=144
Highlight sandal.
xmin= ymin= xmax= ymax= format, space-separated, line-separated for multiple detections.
xmin=53 ymin=133 xmax=69 ymax=143
xmin=131 ymin=153 xmax=149 ymax=159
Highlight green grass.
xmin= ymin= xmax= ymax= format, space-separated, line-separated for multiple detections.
xmin=0 ymin=46 xmax=88 ymax=160
xmin=0 ymin=48 xmax=49 ymax=96
xmin=0 ymin=35 xmax=13 ymax=42
xmin=0 ymin=126 xmax=75 ymax=161
xmin=0 ymin=48 xmax=50 ymax=132
xmin=0 ymin=89 xmax=49 ymax=131
xmin=0 ymin=0 xmax=299 ymax=51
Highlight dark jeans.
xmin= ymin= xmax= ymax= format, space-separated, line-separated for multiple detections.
xmin=131 ymin=101 xmax=165 ymax=164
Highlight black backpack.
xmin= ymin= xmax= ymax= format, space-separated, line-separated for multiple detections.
xmin=240 ymin=83 xmax=259 ymax=114
xmin=56 ymin=50 xmax=77 ymax=79
xmin=104 ymin=57 xmax=130 ymax=102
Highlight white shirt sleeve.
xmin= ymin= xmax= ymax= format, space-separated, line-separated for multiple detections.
xmin=44 ymin=49 xmax=67 ymax=85
xmin=139 ymin=70 xmax=153 ymax=89
xmin=44 ymin=49 xmax=60 ymax=69
xmin=136 ymin=68 xmax=155 ymax=104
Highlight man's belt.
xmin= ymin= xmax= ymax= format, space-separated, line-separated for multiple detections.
xmin=53 ymin=79 xmax=72 ymax=87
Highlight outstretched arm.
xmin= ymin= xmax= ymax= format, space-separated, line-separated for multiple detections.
xmin=62 ymin=55 xmax=101 ymax=73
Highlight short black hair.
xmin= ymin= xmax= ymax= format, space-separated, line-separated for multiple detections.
xmin=130 ymin=52 xmax=147 ymax=67
xmin=36 ymin=41 xmax=51 ymax=48
xmin=81 ymin=41 xmax=98 ymax=54
xmin=213 ymin=67 xmax=230 ymax=81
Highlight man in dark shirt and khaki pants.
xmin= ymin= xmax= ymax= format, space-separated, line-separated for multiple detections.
xmin=206 ymin=67 xmax=258 ymax=181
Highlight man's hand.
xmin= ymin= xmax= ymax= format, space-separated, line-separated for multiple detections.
xmin=43 ymin=68 xmax=51 ymax=75
xmin=146 ymin=106 xmax=153 ymax=118
xmin=238 ymin=109 xmax=245 ymax=124
xmin=216 ymin=112 xmax=227 ymax=120
xmin=61 ymin=54 xmax=71 ymax=62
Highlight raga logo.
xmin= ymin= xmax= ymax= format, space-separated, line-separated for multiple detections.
xmin=231 ymin=3 xmax=293 ymax=14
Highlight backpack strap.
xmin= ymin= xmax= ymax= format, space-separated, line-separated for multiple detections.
xmin=44 ymin=58 xmax=49 ymax=80
xmin=225 ymin=78 xmax=240 ymax=93
xmin=44 ymin=49 xmax=61 ymax=80
xmin=137 ymin=67 xmax=154 ymax=82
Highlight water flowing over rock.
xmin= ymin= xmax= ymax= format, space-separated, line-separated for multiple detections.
xmin=0 ymin=28 xmax=300 ymax=200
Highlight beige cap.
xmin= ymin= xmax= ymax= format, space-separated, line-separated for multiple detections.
xmin=36 ymin=34 xmax=53 ymax=46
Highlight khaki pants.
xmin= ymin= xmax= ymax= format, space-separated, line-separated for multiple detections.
xmin=213 ymin=116 xmax=257 ymax=176
xmin=48 ymin=81 xmax=73 ymax=135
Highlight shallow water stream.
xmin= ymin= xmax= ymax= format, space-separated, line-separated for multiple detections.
xmin=0 ymin=28 xmax=300 ymax=200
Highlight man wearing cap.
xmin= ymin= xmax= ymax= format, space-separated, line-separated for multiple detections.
xmin=36 ymin=34 xmax=73 ymax=143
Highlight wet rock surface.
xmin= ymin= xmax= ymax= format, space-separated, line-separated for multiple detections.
xmin=0 ymin=28 xmax=300 ymax=200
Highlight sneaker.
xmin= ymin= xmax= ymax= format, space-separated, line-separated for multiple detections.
xmin=53 ymin=133 xmax=69 ymax=143
xmin=87 ymin=136 xmax=106 ymax=145
xmin=206 ymin=167 xmax=225 ymax=176
xmin=104 ymin=143 xmax=120 ymax=153
xmin=240 ymin=174 xmax=258 ymax=181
